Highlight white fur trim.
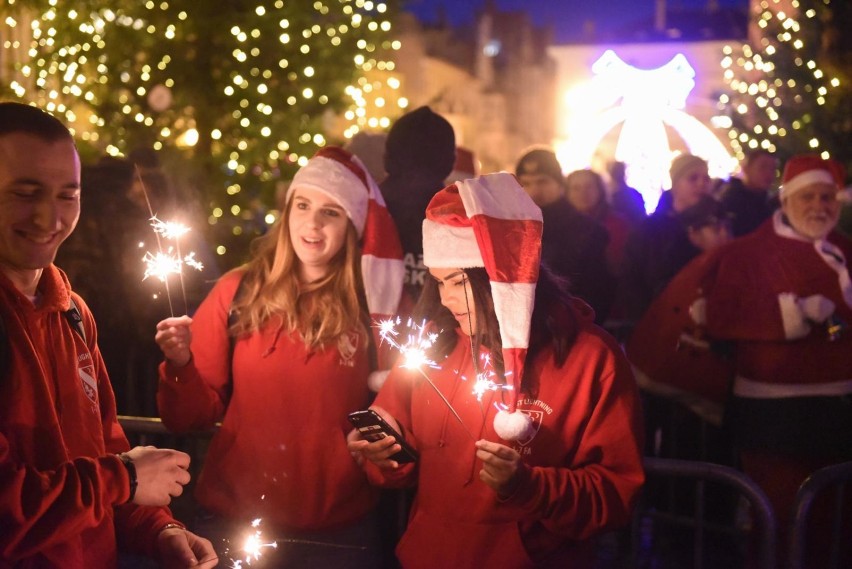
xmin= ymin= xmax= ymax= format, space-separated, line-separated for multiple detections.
xmin=778 ymin=292 xmax=810 ymax=339
xmin=734 ymin=375 xmax=852 ymax=398
xmin=633 ymin=366 xmax=724 ymax=426
xmin=362 ymin=255 xmax=405 ymax=316
xmin=689 ymin=297 xmax=707 ymax=325
xmin=288 ymin=156 xmax=368 ymax=234
xmin=781 ymin=169 xmax=836 ymax=198
xmin=493 ymin=409 xmax=533 ymax=441
xmin=457 ymin=174 xmax=543 ymax=222
xmin=798 ymin=294 xmax=835 ymax=323
xmin=422 ymin=219 xmax=484 ymax=268
xmin=368 ymin=370 xmax=390 ymax=392
xmin=491 ymin=282 xmax=536 ymax=349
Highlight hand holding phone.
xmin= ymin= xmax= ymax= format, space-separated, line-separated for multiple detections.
xmin=348 ymin=409 xmax=419 ymax=464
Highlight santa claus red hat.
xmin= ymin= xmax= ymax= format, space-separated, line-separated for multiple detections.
xmin=288 ymin=147 xmax=404 ymax=343
xmin=423 ymin=172 xmax=543 ymax=441
xmin=780 ymin=154 xmax=846 ymax=199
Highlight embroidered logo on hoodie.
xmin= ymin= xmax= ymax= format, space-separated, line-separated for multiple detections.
xmin=514 ymin=398 xmax=554 ymax=449
xmin=338 ymin=330 xmax=360 ymax=367
xmin=77 ymin=353 xmax=98 ymax=405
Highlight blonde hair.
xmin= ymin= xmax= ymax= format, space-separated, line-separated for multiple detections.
xmin=229 ymin=198 xmax=369 ymax=350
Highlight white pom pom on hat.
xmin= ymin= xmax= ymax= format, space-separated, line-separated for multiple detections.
xmin=423 ymin=172 xmax=543 ymax=441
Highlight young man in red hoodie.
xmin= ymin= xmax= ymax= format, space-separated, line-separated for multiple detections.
xmin=0 ymin=102 xmax=217 ymax=568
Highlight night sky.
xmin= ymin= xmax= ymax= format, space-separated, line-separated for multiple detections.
xmin=404 ymin=0 xmax=750 ymax=43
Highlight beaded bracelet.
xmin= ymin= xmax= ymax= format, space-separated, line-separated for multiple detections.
xmin=117 ymin=453 xmax=138 ymax=504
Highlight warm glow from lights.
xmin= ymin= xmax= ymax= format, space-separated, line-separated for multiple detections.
xmin=556 ymin=50 xmax=735 ymax=212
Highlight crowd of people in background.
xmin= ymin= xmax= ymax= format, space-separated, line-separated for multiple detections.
xmin=3 ymin=99 xmax=851 ymax=568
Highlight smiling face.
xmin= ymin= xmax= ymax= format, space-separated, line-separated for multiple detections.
xmin=0 ymin=133 xmax=81 ymax=294
xmin=429 ymin=267 xmax=477 ymax=336
xmin=288 ymin=187 xmax=350 ymax=282
xmin=781 ymin=182 xmax=840 ymax=241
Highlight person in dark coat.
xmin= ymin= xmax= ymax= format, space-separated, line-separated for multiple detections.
xmin=607 ymin=160 xmax=647 ymax=227
xmin=620 ymin=154 xmax=713 ymax=324
xmin=718 ymin=149 xmax=778 ymax=237
xmin=516 ymin=148 xmax=614 ymax=323
xmin=380 ymin=106 xmax=456 ymax=309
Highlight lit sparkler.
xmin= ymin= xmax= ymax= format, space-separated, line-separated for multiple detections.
xmin=377 ymin=317 xmax=476 ymax=441
xmin=140 ymin=216 xmax=203 ymax=316
xmin=230 ymin=518 xmax=277 ymax=567
xmin=467 ymin=353 xmax=514 ymax=402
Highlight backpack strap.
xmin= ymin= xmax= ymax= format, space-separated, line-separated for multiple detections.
xmin=1 ymin=298 xmax=87 ymax=381
xmin=64 ymin=297 xmax=87 ymax=344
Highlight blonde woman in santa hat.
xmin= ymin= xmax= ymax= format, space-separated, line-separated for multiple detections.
xmin=154 ymin=147 xmax=404 ymax=567
xmin=699 ymin=154 xmax=852 ymax=567
xmin=348 ymin=172 xmax=644 ymax=568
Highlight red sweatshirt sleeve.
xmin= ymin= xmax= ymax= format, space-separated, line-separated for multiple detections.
xmin=498 ymin=335 xmax=645 ymax=540
xmin=0 ymin=296 xmax=176 ymax=562
xmin=88 ymin=296 xmax=178 ymax=556
xmin=362 ymin=366 xmax=420 ymax=488
xmin=157 ymin=271 xmax=242 ymax=433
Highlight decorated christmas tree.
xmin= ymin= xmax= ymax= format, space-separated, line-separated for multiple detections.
xmin=1 ymin=0 xmax=402 ymax=263
xmin=720 ymin=0 xmax=851 ymax=171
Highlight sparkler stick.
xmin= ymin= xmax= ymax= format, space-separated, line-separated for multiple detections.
xmin=150 ymin=217 xmax=198 ymax=314
xmin=377 ymin=318 xmax=476 ymax=441
xmin=226 ymin=518 xmax=366 ymax=568
xmin=134 ymin=166 xmax=174 ymax=315
xmin=134 ymin=161 xmax=203 ymax=316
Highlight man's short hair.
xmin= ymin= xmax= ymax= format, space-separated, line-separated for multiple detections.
xmin=0 ymin=101 xmax=73 ymax=142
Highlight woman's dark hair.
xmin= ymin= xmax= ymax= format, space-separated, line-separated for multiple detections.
xmin=413 ymin=264 xmax=579 ymax=393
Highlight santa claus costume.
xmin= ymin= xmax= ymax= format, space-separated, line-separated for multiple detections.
xmin=364 ymin=173 xmax=644 ymax=568
xmin=703 ymin=155 xmax=852 ymax=567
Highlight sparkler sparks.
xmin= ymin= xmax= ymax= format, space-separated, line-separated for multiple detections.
xmin=468 ymin=353 xmax=513 ymax=402
xmin=140 ymin=216 xmax=203 ymax=315
xmin=150 ymin=216 xmax=191 ymax=239
xmin=229 ymin=519 xmax=277 ymax=568
xmin=376 ymin=317 xmax=476 ymax=441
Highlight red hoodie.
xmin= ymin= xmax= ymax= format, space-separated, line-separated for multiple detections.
xmin=157 ymin=270 xmax=378 ymax=531
xmin=368 ymin=300 xmax=645 ymax=568
xmin=0 ymin=266 xmax=176 ymax=568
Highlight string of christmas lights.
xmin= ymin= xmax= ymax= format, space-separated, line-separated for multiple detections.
xmin=1 ymin=0 xmax=405 ymax=262
xmin=718 ymin=0 xmax=842 ymax=162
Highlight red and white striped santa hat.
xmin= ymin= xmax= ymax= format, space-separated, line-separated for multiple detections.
xmin=288 ymin=147 xmax=405 ymax=344
xmin=423 ymin=172 xmax=543 ymax=441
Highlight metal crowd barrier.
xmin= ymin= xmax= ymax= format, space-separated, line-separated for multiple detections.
xmin=631 ymin=457 xmax=777 ymax=569
xmin=787 ymin=460 xmax=852 ymax=569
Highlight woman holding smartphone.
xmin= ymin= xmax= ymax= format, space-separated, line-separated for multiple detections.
xmin=154 ymin=147 xmax=403 ymax=567
xmin=348 ymin=172 xmax=645 ymax=568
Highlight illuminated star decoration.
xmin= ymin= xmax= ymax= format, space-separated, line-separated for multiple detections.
xmin=557 ymin=49 xmax=736 ymax=212
xmin=376 ymin=317 xmax=475 ymax=441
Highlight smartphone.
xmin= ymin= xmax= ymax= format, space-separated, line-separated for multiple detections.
xmin=348 ymin=409 xmax=419 ymax=464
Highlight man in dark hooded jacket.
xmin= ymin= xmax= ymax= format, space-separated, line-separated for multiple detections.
xmin=380 ymin=106 xmax=456 ymax=307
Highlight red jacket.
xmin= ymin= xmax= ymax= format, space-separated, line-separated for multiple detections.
xmin=157 ymin=270 xmax=378 ymax=531
xmin=705 ymin=213 xmax=852 ymax=391
xmin=0 ymin=266 xmax=175 ymax=568
xmin=369 ymin=300 xmax=644 ymax=568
